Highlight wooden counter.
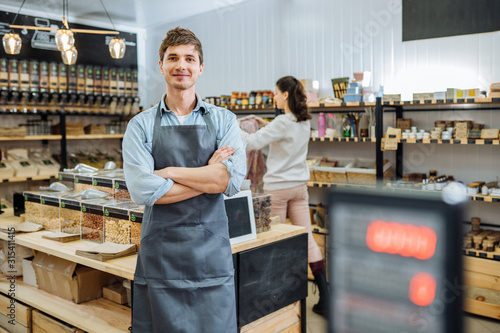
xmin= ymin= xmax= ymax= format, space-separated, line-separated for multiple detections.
xmin=0 ymin=209 xmax=306 ymax=281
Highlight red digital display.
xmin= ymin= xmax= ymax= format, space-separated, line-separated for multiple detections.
xmin=366 ymin=220 xmax=437 ymax=260
xmin=409 ymin=272 xmax=437 ymax=306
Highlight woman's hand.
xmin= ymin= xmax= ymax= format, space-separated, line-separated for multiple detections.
xmin=208 ymin=145 xmax=235 ymax=165
xmin=252 ymin=116 xmax=269 ymax=127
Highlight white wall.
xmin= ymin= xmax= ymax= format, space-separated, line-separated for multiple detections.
xmin=139 ymin=0 xmax=500 ymax=225
xmin=142 ymin=0 xmax=500 ymax=106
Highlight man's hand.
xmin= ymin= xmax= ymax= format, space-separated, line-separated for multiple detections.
xmin=208 ymin=145 xmax=235 ymax=165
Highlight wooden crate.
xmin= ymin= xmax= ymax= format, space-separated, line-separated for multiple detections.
xmin=32 ymin=310 xmax=84 ymax=333
xmin=240 ymin=301 xmax=301 ymax=333
xmin=464 ymin=256 xmax=500 ymax=319
xmin=0 ymin=314 xmax=30 ymax=333
xmin=0 ymin=293 xmax=31 ymax=328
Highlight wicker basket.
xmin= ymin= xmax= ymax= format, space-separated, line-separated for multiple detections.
xmin=311 ymin=158 xmax=355 ymax=184
xmin=346 ymin=158 xmax=392 ymax=185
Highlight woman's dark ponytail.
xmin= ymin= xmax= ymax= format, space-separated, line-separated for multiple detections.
xmin=276 ymin=76 xmax=311 ymax=122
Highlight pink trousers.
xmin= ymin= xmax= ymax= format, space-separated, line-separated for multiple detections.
xmin=265 ymin=184 xmax=323 ymax=263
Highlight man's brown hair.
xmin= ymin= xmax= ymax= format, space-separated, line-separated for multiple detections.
xmin=159 ymin=27 xmax=203 ymax=64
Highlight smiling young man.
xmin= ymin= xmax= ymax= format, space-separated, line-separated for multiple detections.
xmin=122 ymin=27 xmax=246 ymax=332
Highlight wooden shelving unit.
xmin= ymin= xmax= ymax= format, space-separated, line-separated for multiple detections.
xmin=0 ymin=279 xmax=130 ymax=333
xmin=0 ymin=135 xmax=62 ymax=141
xmin=66 ymin=134 xmax=124 ymax=140
xmin=310 ymin=136 xmax=376 ymax=143
xmin=1 ymin=175 xmax=56 ymax=183
xmin=398 ymin=138 xmax=500 ymax=145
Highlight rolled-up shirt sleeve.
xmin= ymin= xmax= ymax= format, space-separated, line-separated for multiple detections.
xmin=218 ymin=111 xmax=246 ymax=197
xmin=122 ymin=118 xmax=173 ymax=206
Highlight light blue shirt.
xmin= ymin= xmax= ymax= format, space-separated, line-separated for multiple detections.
xmin=122 ymin=94 xmax=246 ymax=206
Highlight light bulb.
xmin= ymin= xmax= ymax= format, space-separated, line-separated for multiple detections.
xmin=109 ymin=38 xmax=126 ymax=59
xmin=2 ymin=33 xmax=22 ymax=55
xmin=61 ymin=46 xmax=78 ymax=65
xmin=55 ymin=29 xmax=75 ymax=51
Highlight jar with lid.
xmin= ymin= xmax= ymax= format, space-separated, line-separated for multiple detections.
xmin=249 ymin=91 xmax=256 ymax=105
xmin=267 ymin=91 xmax=274 ymax=105
xmin=463 ymin=235 xmax=473 ymax=249
xmin=483 ymin=239 xmax=495 ymax=252
xmin=473 ymin=235 xmax=485 ymax=250
xmin=104 ymin=202 xmax=134 ymax=245
xmin=262 ymin=91 xmax=269 ymax=105
xmin=231 ymin=92 xmax=239 ymax=106
xmin=241 ymin=92 xmax=249 ymax=106
xmin=256 ymin=91 xmax=263 ymax=105
xmin=130 ymin=206 xmax=144 ymax=250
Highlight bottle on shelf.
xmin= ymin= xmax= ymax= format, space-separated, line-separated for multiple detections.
xmin=19 ymin=60 xmax=30 ymax=92
xmin=109 ymin=68 xmax=118 ymax=96
xmin=125 ymin=70 xmax=132 ymax=96
xmin=76 ymin=65 xmax=85 ymax=94
xmin=39 ymin=62 xmax=49 ymax=93
xmin=117 ymin=69 xmax=125 ymax=96
xmin=85 ymin=66 xmax=94 ymax=95
xmin=49 ymin=62 xmax=59 ymax=93
xmin=8 ymin=59 xmax=20 ymax=92
xmin=28 ymin=61 xmax=39 ymax=93
xmin=318 ymin=112 xmax=326 ymax=138
xmin=67 ymin=65 xmax=77 ymax=94
xmin=93 ymin=66 xmax=102 ymax=95
xmin=58 ymin=64 xmax=67 ymax=93
xmin=102 ymin=67 xmax=110 ymax=95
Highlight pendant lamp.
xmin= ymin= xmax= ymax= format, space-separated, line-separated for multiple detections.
xmin=2 ymin=33 xmax=22 ymax=55
xmin=61 ymin=46 xmax=78 ymax=65
xmin=109 ymin=38 xmax=126 ymax=59
xmin=55 ymin=28 xmax=75 ymax=51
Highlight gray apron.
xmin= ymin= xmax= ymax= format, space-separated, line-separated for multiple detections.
xmin=132 ymin=103 xmax=237 ymax=333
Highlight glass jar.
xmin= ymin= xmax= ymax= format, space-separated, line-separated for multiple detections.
xmin=114 ymin=179 xmax=131 ymax=200
xmin=129 ymin=206 xmax=144 ymax=250
xmin=74 ymin=174 xmax=94 ymax=192
xmin=92 ymin=175 xmax=114 ymax=195
xmin=24 ymin=191 xmax=42 ymax=225
xmin=60 ymin=195 xmax=81 ymax=235
xmin=41 ymin=194 xmax=61 ymax=231
xmin=81 ymin=199 xmax=106 ymax=243
xmin=104 ymin=202 xmax=134 ymax=245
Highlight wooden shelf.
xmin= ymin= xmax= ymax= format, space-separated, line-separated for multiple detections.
xmin=307 ymin=181 xmax=375 ymax=189
xmin=0 ymin=135 xmax=62 ymax=141
xmin=382 ymin=97 xmax=500 ymax=106
xmin=1 ymin=175 xmax=56 ymax=183
xmin=399 ymin=138 xmax=500 ymax=145
xmin=463 ymin=248 xmax=500 ymax=261
xmin=310 ymin=136 xmax=376 ymax=143
xmin=0 ymin=278 xmax=130 ymax=333
xmin=66 ymin=134 xmax=124 ymax=140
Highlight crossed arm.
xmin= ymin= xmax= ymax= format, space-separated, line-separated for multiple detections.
xmin=153 ymin=146 xmax=235 ymax=204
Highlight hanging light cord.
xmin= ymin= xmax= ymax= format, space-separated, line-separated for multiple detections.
xmin=99 ymin=0 xmax=116 ymax=31
xmin=11 ymin=0 xmax=28 ymax=26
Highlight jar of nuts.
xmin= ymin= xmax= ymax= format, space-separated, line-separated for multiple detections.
xmin=129 ymin=206 xmax=144 ymax=250
xmin=23 ymin=191 xmax=43 ymax=225
xmin=74 ymin=174 xmax=94 ymax=192
xmin=104 ymin=202 xmax=134 ymax=245
xmin=114 ymin=179 xmax=131 ymax=200
xmin=81 ymin=199 xmax=106 ymax=243
xmin=41 ymin=194 xmax=62 ymax=231
xmin=60 ymin=195 xmax=82 ymax=235
xmin=92 ymin=175 xmax=114 ymax=195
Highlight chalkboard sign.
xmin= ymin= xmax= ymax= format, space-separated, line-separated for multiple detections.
xmin=0 ymin=11 xmax=137 ymax=68
xmin=403 ymin=0 xmax=500 ymax=41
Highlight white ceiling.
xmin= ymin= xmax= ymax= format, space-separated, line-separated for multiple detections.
xmin=0 ymin=0 xmax=248 ymax=31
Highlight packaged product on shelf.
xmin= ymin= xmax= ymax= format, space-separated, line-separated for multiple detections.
xmin=104 ymin=202 xmax=135 ymax=245
xmin=7 ymin=149 xmax=38 ymax=178
xmin=67 ymin=65 xmax=77 ymax=94
xmin=93 ymin=66 xmax=102 ymax=94
xmin=39 ymin=61 xmax=49 ymax=93
xmin=75 ymin=65 xmax=85 ymax=94
xmin=85 ymin=66 xmax=94 ymax=95
xmin=19 ymin=60 xmax=30 ymax=92
xmin=92 ymin=174 xmax=114 ymax=195
xmin=114 ymin=179 xmax=131 ymax=200
xmin=132 ymin=70 xmax=138 ymax=96
xmin=23 ymin=191 xmax=43 ymax=225
xmin=74 ymin=174 xmax=94 ymax=192
xmin=60 ymin=194 xmax=82 ymax=235
xmin=58 ymin=63 xmax=67 ymax=93
xmin=0 ymin=159 xmax=15 ymax=179
xmin=0 ymin=59 xmax=8 ymax=91
xmin=49 ymin=62 xmax=59 ymax=93
xmin=41 ymin=193 xmax=62 ymax=231
xmin=252 ymin=194 xmax=273 ymax=233
xmin=129 ymin=206 xmax=144 ymax=250
xmin=81 ymin=199 xmax=106 ymax=243
xmin=110 ymin=68 xmax=118 ymax=96
xmin=31 ymin=152 xmax=60 ymax=177
xmin=8 ymin=59 xmax=20 ymax=91
xmin=102 ymin=67 xmax=110 ymax=95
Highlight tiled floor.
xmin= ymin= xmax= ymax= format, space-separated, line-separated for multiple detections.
xmin=305 ymin=281 xmax=500 ymax=333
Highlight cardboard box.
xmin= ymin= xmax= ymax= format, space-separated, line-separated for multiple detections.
xmin=32 ymin=253 xmax=114 ymax=304
xmin=22 ymin=257 xmax=38 ymax=288
xmin=102 ymin=283 xmax=128 ymax=305
xmin=396 ymin=119 xmax=412 ymax=131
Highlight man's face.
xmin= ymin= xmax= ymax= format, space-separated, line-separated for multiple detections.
xmin=159 ymin=44 xmax=203 ymax=91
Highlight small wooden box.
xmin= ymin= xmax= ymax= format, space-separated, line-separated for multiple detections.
xmin=0 ymin=293 xmax=31 ymax=328
xmin=396 ymin=118 xmax=412 ymax=131
xmin=102 ymin=283 xmax=128 ymax=305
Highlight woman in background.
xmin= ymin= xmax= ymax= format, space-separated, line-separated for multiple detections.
xmin=240 ymin=76 xmax=328 ymax=316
